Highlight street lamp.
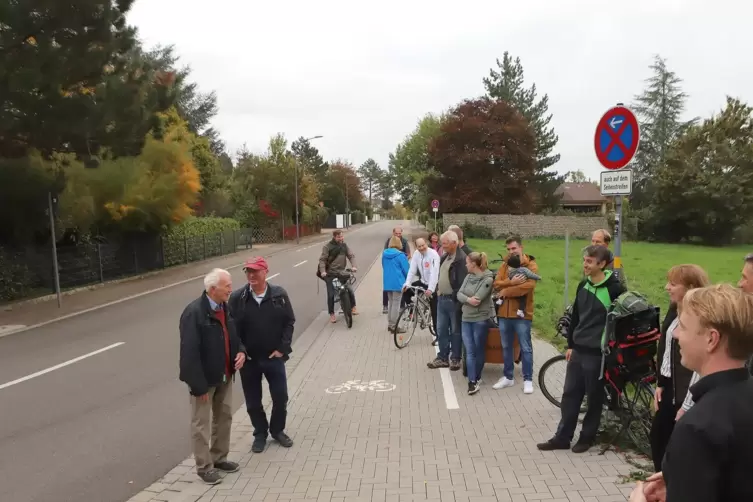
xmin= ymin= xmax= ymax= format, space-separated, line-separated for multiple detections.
xmin=295 ymin=135 xmax=323 ymax=244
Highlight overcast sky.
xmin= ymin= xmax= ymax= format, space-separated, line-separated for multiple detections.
xmin=128 ymin=0 xmax=751 ymax=185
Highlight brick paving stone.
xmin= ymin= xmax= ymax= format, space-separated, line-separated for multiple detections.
xmin=130 ymin=229 xmax=638 ymax=501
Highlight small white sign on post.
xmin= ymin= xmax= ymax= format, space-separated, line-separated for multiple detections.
xmin=600 ymin=169 xmax=633 ymax=196
xmin=432 ymin=207 xmax=438 ymax=213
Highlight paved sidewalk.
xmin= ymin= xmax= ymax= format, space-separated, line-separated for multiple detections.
xmin=130 ymin=251 xmax=635 ymax=502
xmin=0 ymin=226 xmax=365 ymax=332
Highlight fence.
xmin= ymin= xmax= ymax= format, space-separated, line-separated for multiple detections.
xmin=1 ymin=223 xmax=319 ymax=303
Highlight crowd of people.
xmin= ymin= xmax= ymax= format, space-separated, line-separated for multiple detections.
xmin=176 ymin=222 xmax=753 ymax=501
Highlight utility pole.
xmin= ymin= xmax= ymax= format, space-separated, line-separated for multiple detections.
xmin=48 ymin=191 xmax=62 ymax=308
xmin=294 ymin=135 xmax=323 ymax=244
xmin=345 ymin=179 xmax=349 ymax=228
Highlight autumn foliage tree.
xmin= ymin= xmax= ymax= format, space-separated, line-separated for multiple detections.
xmin=426 ymin=98 xmax=537 ymax=214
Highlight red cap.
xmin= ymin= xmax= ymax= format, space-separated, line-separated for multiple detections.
xmin=242 ymin=256 xmax=268 ymax=271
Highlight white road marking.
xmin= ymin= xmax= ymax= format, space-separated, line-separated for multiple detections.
xmin=0 ymin=325 xmax=26 ymax=335
xmin=434 ymin=343 xmax=459 ymax=409
xmin=0 ymin=342 xmax=125 ymax=391
xmin=268 ymin=273 xmax=280 ymax=280
xmin=293 ymin=260 xmax=307 ymax=268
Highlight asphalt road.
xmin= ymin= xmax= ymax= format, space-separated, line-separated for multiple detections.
xmin=0 ymin=220 xmax=404 ymax=502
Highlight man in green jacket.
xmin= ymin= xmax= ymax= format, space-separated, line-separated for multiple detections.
xmin=318 ymin=230 xmax=358 ymax=323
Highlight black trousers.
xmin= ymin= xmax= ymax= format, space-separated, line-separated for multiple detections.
xmin=555 ymin=349 xmax=605 ymax=443
xmin=402 ymin=280 xmax=437 ymax=333
xmin=240 ymin=358 xmax=288 ymax=439
xmin=649 ymin=380 xmax=676 ymax=472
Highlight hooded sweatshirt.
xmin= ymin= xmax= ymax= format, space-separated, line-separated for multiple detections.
xmin=457 ymin=269 xmax=495 ymax=322
xmin=382 ymin=248 xmax=410 ymax=292
xmin=567 ymin=269 xmax=625 ymax=354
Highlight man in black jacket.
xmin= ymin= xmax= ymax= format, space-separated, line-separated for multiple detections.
xmin=635 ymin=284 xmax=753 ymax=502
xmin=537 ymin=245 xmax=625 ymax=454
xmin=427 ymin=230 xmax=468 ymax=371
xmin=179 ymin=268 xmax=247 ymax=485
xmin=229 ymin=257 xmax=296 ymax=454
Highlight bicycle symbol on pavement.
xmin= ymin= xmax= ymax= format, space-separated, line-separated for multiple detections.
xmin=325 ymin=379 xmax=396 ymax=394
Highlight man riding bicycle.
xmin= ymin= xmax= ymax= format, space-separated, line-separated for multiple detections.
xmin=318 ymin=230 xmax=358 ymax=324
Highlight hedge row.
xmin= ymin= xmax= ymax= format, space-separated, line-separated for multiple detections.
xmin=166 ymin=217 xmax=241 ymax=239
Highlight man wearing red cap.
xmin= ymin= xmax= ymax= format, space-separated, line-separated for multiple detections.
xmin=229 ymin=256 xmax=296 ymax=454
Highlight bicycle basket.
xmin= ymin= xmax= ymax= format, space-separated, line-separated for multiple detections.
xmin=609 ymin=307 xmax=661 ymax=343
xmin=604 ymin=337 xmax=659 ymax=393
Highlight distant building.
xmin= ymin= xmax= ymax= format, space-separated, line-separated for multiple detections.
xmin=555 ymin=182 xmax=607 ymax=214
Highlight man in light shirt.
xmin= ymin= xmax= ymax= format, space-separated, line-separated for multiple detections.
xmin=402 ymin=237 xmax=440 ymax=335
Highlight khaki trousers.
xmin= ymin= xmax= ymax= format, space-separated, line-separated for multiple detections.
xmin=190 ymin=381 xmax=233 ymax=473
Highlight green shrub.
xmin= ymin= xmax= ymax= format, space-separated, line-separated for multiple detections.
xmin=166 ymin=217 xmax=240 ymax=239
xmin=461 ymin=221 xmax=494 ymax=239
xmin=0 ymin=249 xmax=37 ymax=302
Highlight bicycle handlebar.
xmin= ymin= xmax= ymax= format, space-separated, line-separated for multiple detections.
xmin=404 ymin=285 xmax=428 ymax=293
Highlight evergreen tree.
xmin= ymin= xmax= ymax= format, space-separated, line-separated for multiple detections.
xmin=357 ymin=158 xmax=383 ymax=215
xmin=631 ymin=55 xmax=697 ymax=207
xmin=0 ymin=0 xmax=167 ymax=158
xmin=483 ymin=51 xmax=564 ymax=210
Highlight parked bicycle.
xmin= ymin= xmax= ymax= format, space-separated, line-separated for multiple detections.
xmin=331 ymin=268 xmax=357 ymax=328
xmin=393 ymin=285 xmax=435 ymax=349
xmin=538 ymin=307 xmax=660 ymax=456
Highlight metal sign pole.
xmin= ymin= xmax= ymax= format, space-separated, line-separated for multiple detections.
xmin=563 ymin=230 xmax=570 ymax=309
xmin=614 ymin=195 xmax=623 ymax=279
xmin=48 ymin=191 xmax=62 ymax=308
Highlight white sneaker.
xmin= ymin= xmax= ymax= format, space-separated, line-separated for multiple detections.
xmin=493 ymin=377 xmax=515 ymax=390
xmin=523 ymin=381 xmax=534 ymax=394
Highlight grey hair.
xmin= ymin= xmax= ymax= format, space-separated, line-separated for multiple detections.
xmin=447 ymin=224 xmax=463 ymax=241
xmin=440 ymin=230 xmax=459 ymax=243
xmin=204 ymin=268 xmax=230 ymax=292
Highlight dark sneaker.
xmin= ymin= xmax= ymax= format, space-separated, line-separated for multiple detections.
xmin=197 ymin=469 xmax=222 ymax=485
xmin=427 ymin=357 xmax=449 ymax=369
xmin=468 ymin=381 xmax=480 ymax=395
xmin=449 ymin=359 xmax=462 ymax=371
xmin=214 ymin=460 xmax=239 ymax=473
xmin=251 ymin=436 xmax=266 ymax=453
xmin=536 ymin=438 xmax=571 ymax=451
xmin=431 ymin=337 xmax=438 ymax=346
xmin=571 ymin=440 xmax=593 ymax=454
xmin=273 ymin=432 xmax=294 ymax=448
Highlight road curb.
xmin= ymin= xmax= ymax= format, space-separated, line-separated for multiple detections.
xmin=0 ymin=225 xmax=372 ymax=339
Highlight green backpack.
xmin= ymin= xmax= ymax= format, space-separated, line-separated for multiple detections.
xmin=610 ymin=291 xmax=652 ymax=317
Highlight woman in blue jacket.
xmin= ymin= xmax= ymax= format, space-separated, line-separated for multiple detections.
xmin=383 ymin=236 xmax=410 ymax=331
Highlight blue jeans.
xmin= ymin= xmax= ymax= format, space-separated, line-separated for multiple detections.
xmin=437 ymin=296 xmax=461 ymax=361
xmin=461 ymin=320 xmax=488 ymax=382
xmin=498 ymin=318 xmax=533 ymax=381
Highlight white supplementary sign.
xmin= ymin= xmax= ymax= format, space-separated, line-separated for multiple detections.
xmin=600 ymin=169 xmax=633 ymax=196
xmin=325 ymin=379 xmax=396 ymax=394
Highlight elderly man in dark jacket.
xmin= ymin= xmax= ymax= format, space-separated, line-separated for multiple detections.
xmin=179 ymin=268 xmax=247 ymax=485
xmin=229 ymin=256 xmax=296 ymax=454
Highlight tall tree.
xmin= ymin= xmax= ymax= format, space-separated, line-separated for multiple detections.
xmin=631 ymin=55 xmax=697 ymax=207
xmin=357 ymin=158 xmax=383 ymax=214
xmin=0 ymin=0 xmax=176 ymax=158
xmin=291 ymin=137 xmax=328 ymax=182
xmin=321 ymin=160 xmax=364 ymax=213
xmin=427 ymin=97 xmax=538 ymax=213
xmin=649 ymin=97 xmax=753 ymax=245
xmin=388 ymin=113 xmax=444 ymax=210
xmin=483 ymin=51 xmax=564 ymax=209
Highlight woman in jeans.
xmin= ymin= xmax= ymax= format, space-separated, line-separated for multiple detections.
xmin=456 ymin=251 xmax=494 ymax=395
xmin=650 ymin=264 xmax=709 ymax=471
xmin=382 ymin=236 xmax=410 ymax=332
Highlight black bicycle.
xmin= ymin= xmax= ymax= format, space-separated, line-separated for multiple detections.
xmin=331 ymin=268 xmax=357 ymax=329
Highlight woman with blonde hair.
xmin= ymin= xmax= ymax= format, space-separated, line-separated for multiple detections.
xmin=650 ymin=263 xmax=710 ymax=471
xmin=456 ymin=251 xmax=494 ymax=395
xmin=382 ymin=235 xmax=410 ymax=332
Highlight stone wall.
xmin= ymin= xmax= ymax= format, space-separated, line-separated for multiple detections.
xmin=443 ymin=213 xmax=608 ymax=239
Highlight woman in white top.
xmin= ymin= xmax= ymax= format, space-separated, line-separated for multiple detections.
xmin=649 ymin=264 xmax=710 ymax=472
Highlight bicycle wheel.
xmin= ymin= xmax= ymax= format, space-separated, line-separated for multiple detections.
xmin=393 ymin=304 xmax=416 ymax=349
xmin=538 ymin=354 xmax=588 ymax=413
xmin=622 ymin=380 xmax=655 ymax=457
xmin=340 ymin=290 xmax=353 ymax=328
xmin=538 ymin=355 xmax=568 ymax=408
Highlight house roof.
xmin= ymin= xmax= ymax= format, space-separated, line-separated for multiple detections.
xmin=556 ymin=182 xmax=606 ymax=205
